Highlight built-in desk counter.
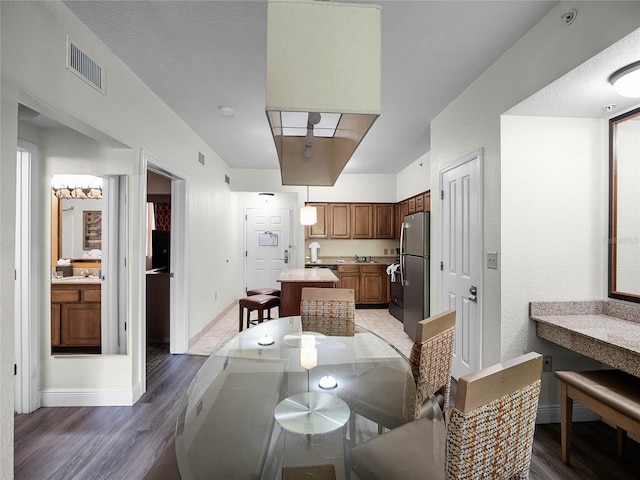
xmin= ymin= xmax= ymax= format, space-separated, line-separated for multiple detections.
xmin=530 ymin=301 xmax=640 ymax=377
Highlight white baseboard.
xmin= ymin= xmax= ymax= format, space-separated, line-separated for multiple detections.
xmin=40 ymin=387 xmax=136 ymax=407
xmin=536 ymin=403 xmax=600 ymax=424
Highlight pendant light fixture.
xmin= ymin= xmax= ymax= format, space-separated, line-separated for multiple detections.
xmin=609 ymin=61 xmax=640 ymax=98
xmin=300 ymin=186 xmax=317 ymax=226
xmin=266 ymin=0 xmax=381 ymax=186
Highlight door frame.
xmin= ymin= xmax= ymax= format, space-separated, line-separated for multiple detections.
xmin=439 ymin=148 xmax=483 ymax=379
xmin=139 ymin=150 xmax=189 ymax=368
xmin=14 ymin=140 xmax=41 ymax=414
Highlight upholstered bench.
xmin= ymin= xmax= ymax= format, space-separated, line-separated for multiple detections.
xmin=556 ymin=369 xmax=640 ymax=463
xmin=238 ymin=294 xmax=280 ymax=331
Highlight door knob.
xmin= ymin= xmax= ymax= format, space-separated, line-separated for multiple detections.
xmin=469 ymin=285 xmax=477 ymax=302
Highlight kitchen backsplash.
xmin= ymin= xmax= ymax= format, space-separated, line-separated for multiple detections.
xmin=304 ymin=239 xmax=398 ymax=259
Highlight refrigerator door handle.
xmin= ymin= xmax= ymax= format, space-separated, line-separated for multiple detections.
xmin=399 ymin=222 xmax=406 ymax=286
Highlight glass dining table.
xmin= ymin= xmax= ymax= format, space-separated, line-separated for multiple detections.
xmin=174 ymin=316 xmax=445 ymax=480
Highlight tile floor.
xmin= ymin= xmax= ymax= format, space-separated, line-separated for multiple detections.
xmin=188 ymin=305 xmax=414 ymax=357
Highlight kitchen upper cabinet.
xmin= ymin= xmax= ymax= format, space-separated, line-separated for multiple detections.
xmin=351 ymin=204 xmax=374 ymax=239
xmin=304 ymin=203 xmax=329 ymax=239
xmin=423 ymin=191 xmax=431 ymax=212
xmin=374 ymin=204 xmax=395 ymax=239
xmin=415 ymin=194 xmax=424 ymax=212
xmin=329 ymin=203 xmax=351 ymax=239
xmin=408 ymin=196 xmax=416 ymax=214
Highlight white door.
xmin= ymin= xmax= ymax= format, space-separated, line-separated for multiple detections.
xmin=245 ymin=208 xmax=292 ymax=292
xmin=441 ymin=150 xmax=482 ymax=379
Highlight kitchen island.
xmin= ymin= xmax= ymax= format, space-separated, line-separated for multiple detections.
xmin=277 ymin=268 xmax=339 ymax=316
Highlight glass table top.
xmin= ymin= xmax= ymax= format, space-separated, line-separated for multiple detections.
xmin=174 ymin=316 xmax=445 ymax=480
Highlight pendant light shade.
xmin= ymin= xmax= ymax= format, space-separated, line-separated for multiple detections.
xmin=266 ymin=0 xmax=381 ymax=186
xmin=300 ymin=185 xmax=317 ymax=225
xmin=300 ymin=205 xmax=317 ymax=225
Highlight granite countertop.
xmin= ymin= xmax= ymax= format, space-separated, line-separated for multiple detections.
xmin=305 ymin=256 xmax=397 ymax=266
xmin=51 ymin=275 xmax=101 ymax=285
xmin=530 ymin=301 xmax=640 ymax=377
xmin=277 ymin=268 xmax=339 ymax=283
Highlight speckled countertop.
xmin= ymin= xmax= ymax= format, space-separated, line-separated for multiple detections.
xmin=277 ymin=268 xmax=339 ymax=283
xmin=305 ymin=256 xmax=397 ymax=266
xmin=530 ymin=301 xmax=640 ymax=377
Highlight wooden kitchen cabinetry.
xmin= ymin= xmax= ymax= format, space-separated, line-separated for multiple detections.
xmin=338 ymin=263 xmax=389 ymax=305
xmin=51 ymin=283 xmax=101 ymax=354
xmin=329 ymin=203 xmax=351 ymax=239
xmin=351 ymin=203 xmax=373 ymax=239
xmin=374 ymin=204 xmax=395 ymax=239
xmin=304 ymin=203 xmax=329 ymax=239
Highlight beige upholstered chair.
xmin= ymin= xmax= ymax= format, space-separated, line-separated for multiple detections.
xmin=350 ymin=352 xmax=543 ymax=480
xmin=348 ymin=310 xmax=456 ymax=433
xmin=299 ymin=287 xmax=355 ymax=336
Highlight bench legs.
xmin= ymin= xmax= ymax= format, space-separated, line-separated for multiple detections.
xmin=559 ymin=381 xmax=573 ymax=464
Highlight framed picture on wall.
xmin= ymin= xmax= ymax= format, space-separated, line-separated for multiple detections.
xmin=83 ymin=210 xmax=102 ymax=250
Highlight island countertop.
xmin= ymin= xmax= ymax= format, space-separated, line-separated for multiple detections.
xmin=277 ymin=268 xmax=339 ymax=283
xmin=277 ymin=268 xmax=339 ymax=316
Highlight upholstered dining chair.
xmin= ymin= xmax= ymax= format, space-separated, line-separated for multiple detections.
xmin=348 ymin=310 xmax=456 ymax=435
xmin=299 ymin=287 xmax=355 ymax=336
xmin=349 ymin=351 xmax=543 ymax=480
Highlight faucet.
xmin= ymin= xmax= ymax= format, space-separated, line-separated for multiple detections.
xmin=354 ymin=254 xmax=359 ymax=262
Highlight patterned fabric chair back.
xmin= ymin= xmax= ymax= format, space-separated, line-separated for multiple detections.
xmin=300 ymin=288 xmax=355 ymax=336
xmin=445 ymin=352 xmax=543 ymax=480
xmin=405 ymin=310 xmax=456 ymax=420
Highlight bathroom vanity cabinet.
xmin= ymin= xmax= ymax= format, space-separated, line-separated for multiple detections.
xmin=51 ymin=282 xmax=101 ymax=354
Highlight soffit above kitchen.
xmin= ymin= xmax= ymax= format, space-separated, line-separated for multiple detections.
xmin=63 ymin=0 xmax=557 ymax=174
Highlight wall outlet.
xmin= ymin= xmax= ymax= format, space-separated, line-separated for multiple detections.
xmin=543 ymin=355 xmax=552 ymax=372
xmin=487 ymin=251 xmax=498 ymax=269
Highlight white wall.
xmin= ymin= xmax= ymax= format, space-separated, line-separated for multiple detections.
xmin=396 ymin=151 xmax=431 ymax=202
xmin=429 ymin=1 xmax=640 ymax=372
xmin=1 ymin=2 xmax=242 ymax=472
xmin=501 ymin=115 xmax=608 ymax=408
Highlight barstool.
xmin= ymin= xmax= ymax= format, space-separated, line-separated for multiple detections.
xmin=238 ymin=294 xmax=280 ymax=331
xmin=246 ymin=287 xmax=281 ymax=297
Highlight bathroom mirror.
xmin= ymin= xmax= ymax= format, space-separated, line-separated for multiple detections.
xmin=609 ymin=106 xmax=640 ymax=303
xmin=57 ymin=196 xmax=103 ymax=261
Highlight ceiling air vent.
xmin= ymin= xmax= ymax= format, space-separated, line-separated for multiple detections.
xmin=66 ymin=37 xmax=105 ymax=94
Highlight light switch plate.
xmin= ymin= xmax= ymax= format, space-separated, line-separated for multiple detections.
xmin=487 ymin=252 xmax=498 ymax=269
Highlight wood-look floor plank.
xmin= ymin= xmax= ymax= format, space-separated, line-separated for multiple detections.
xmin=14 ymin=353 xmax=206 ymax=480
xmin=15 ymin=353 xmax=640 ymax=479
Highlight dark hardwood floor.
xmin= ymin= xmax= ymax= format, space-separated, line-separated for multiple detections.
xmin=15 ymin=354 xmax=640 ymax=479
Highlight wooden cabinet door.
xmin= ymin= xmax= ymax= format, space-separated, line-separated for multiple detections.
xmin=351 ymin=204 xmax=373 ymax=239
xmin=51 ymin=303 xmax=61 ymax=346
xmin=424 ymin=191 xmax=431 ymax=212
xmin=415 ymin=194 xmax=424 ymax=212
xmin=360 ymin=265 xmax=386 ymax=303
xmin=305 ymin=203 xmax=329 ymax=239
xmin=338 ymin=266 xmax=360 ymax=302
xmin=408 ymin=196 xmax=416 ymax=214
xmin=329 ymin=203 xmax=351 ymax=238
xmin=374 ymin=204 xmax=395 ymax=239
xmin=60 ymin=304 xmax=101 ymax=346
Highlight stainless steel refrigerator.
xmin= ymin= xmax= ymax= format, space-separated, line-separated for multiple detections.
xmin=399 ymin=211 xmax=430 ymax=340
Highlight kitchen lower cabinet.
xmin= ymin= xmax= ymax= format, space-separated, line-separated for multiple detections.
xmin=338 ymin=264 xmax=389 ymax=305
xmin=51 ymin=283 xmax=101 ymax=354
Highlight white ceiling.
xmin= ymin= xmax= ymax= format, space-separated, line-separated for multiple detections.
xmin=62 ymin=1 xmax=568 ymax=174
